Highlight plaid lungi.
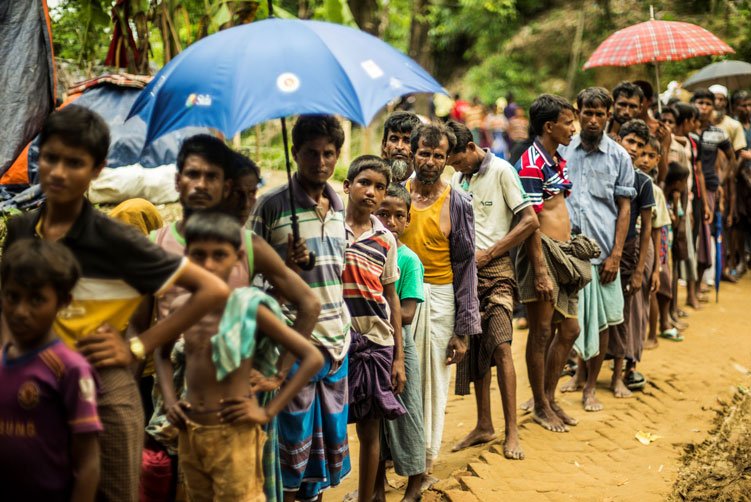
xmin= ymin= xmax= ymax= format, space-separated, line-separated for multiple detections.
xmin=455 ymin=255 xmax=515 ymax=396
xmin=97 ymin=366 xmax=144 ymax=502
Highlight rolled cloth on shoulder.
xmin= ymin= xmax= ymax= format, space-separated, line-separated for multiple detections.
xmin=211 ymin=287 xmax=283 ymax=381
xmin=516 ymin=233 xmax=601 ymax=318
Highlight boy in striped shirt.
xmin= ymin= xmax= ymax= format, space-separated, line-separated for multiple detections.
xmin=342 ymin=155 xmax=405 ymax=502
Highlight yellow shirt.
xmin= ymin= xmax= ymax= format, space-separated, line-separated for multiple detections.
xmin=401 ymin=183 xmax=453 ymax=285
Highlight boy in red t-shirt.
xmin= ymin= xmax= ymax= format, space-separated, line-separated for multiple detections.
xmin=0 ymin=239 xmax=102 ymax=501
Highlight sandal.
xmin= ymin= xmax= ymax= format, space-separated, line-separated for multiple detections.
xmin=625 ymin=370 xmax=646 ymax=390
xmin=659 ymin=328 xmax=684 ymax=342
xmin=677 ymin=309 xmax=690 ymax=319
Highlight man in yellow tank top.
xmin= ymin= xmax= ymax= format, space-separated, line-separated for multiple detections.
xmin=400 ymin=124 xmax=481 ymax=472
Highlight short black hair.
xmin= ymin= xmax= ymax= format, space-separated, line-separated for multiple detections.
xmin=646 ymin=136 xmax=661 ymax=151
xmin=691 ymin=88 xmax=715 ymax=103
xmin=632 ymin=80 xmax=654 ymax=101
xmin=410 ymin=123 xmax=456 ymax=155
xmin=184 ymin=211 xmax=242 ymax=250
xmin=445 ymin=120 xmax=474 ymax=153
xmin=674 ymin=102 xmax=699 ymax=126
xmin=732 ymin=90 xmax=750 ymax=108
xmin=229 ymin=150 xmax=260 ymax=181
xmin=576 ymin=87 xmax=613 ymax=111
xmin=382 ymin=111 xmax=422 ymax=145
xmin=346 ymin=155 xmax=391 ymax=186
xmin=1 ymin=238 xmax=80 ymax=302
xmin=612 ymin=81 xmax=645 ymax=103
xmin=666 ymin=160 xmax=689 ymax=186
xmin=657 ymin=107 xmax=678 ymax=121
xmin=39 ymin=105 xmax=110 ymax=167
xmin=619 ymin=119 xmax=650 ymax=142
xmin=529 ymin=94 xmax=575 ymax=137
xmin=385 ymin=183 xmax=411 ymax=211
xmin=177 ymin=134 xmax=232 ymax=177
xmin=292 ymin=114 xmax=345 ymax=151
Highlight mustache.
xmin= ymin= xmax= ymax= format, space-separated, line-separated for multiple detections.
xmin=390 ymin=159 xmax=410 ymax=183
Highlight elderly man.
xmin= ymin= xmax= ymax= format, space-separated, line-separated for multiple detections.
xmin=381 ymin=111 xmax=423 ymax=183
xmin=559 ymin=87 xmax=636 ymax=412
xmin=400 ymin=123 xmax=482 ymax=472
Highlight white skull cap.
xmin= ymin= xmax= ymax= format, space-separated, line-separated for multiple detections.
xmin=709 ymin=84 xmax=728 ymax=97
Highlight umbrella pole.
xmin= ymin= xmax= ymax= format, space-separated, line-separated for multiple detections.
xmin=654 ymin=61 xmax=663 ymax=114
xmin=281 ymin=117 xmax=316 ymax=270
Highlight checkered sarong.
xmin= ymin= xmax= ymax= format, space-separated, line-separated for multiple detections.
xmin=455 ymin=255 xmax=515 ymax=396
xmin=97 ymin=367 xmax=144 ymax=502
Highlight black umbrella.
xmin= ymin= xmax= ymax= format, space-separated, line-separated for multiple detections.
xmin=683 ymin=60 xmax=751 ymax=91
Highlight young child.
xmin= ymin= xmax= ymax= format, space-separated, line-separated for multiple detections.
xmin=612 ymin=119 xmax=655 ymax=396
xmin=0 ymin=239 xmax=101 ymax=502
xmin=637 ymin=138 xmax=676 ymax=349
xmin=2 ymin=105 xmax=229 ymax=500
xmin=161 ymin=212 xmax=323 ymax=502
xmin=342 ymin=156 xmax=405 ymax=502
xmin=374 ymin=183 xmax=427 ymax=502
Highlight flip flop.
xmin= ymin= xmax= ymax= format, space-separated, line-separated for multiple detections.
xmin=625 ymin=370 xmax=646 ymax=390
xmin=659 ymin=328 xmax=684 ymax=342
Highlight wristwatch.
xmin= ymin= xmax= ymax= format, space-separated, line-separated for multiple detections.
xmin=128 ymin=337 xmax=146 ymax=361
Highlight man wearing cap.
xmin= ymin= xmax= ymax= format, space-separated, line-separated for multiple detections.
xmin=711 ymin=84 xmax=748 ymax=155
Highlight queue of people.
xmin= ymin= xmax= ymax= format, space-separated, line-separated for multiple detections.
xmin=1 ymin=78 xmax=748 ymax=502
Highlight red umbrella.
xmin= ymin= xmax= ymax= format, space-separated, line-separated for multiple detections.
xmin=583 ymin=7 xmax=734 ymax=110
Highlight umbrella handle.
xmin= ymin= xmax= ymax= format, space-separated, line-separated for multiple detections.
xmin=281 ymin=117 xmax=317 ymax=271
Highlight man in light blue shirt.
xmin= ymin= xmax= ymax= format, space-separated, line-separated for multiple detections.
xmin=558 ymin=87 xmax=636 ymax=413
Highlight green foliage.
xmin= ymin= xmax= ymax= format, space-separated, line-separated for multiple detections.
xmin=50 ymin=0 xmax=112 ymax=64
xmin=465 ymin=53 xmax=541 ymax=106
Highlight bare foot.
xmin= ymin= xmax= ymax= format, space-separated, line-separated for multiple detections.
xmin=560 ymin=375 xmax=583 ymax=393
xmin=611 ymin=378 xmax=633 ymax=398
xmin=503 ymin=430 xmax=525 ymax=460
xmin=420 ymin=475 xmax=439 ymax=492
xmin=550 ymin=400 xmax=578 ymax=426
xmin=532 ymin=405 xmax=569 ymax=432
xmin=644 ymin=338 xmax=659 ymax=350
xmin=451 ymin=428 xmax=496 ymax=452
xmin=686 ymin=298 xmax=702 ymax=310
xmin=520 ymin=397 xmax=534 ymax=412
xmin=401 ymin=474 xmax=424 ymax=502
xmin=582 ymin=389 xmax=604 ymax=412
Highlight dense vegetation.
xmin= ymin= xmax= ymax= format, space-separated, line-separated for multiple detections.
xmin=51 ymin=0 xmax=751 ymax=106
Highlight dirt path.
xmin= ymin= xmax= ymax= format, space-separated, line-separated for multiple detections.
xmin=329 ymin=275 xmax=751 ymax=502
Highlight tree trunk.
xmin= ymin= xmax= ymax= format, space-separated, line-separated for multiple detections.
xmin=408 ymin=0 xmax=432 ymax=73
xmin=347 ymin=0 xmax=380 ymax=35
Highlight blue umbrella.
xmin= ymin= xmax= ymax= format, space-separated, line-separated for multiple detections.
xmin=128 ymin=12 xmax=445 ymax=268
xmin=127 ymin=18 xmax=445 ymax=144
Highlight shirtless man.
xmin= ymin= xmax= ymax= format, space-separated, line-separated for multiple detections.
xmin=400 ymin=123 xmax=481 ymax=472
xmin=515 ymin=94 xmax=599 ymax=430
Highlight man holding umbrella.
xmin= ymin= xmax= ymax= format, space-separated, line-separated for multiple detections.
xmin=251 ymin=115 xmax=353 ymax=502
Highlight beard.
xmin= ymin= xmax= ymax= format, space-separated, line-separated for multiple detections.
xmin=614 ymin=113 xmax=630 ymax=124
xmin=389 ymin=159 xmax=410 ymax=183
xmin=580 ymin=127 xmax=602 ymax=144
xmin=416 ymin=168 xmax=441 ymax=185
